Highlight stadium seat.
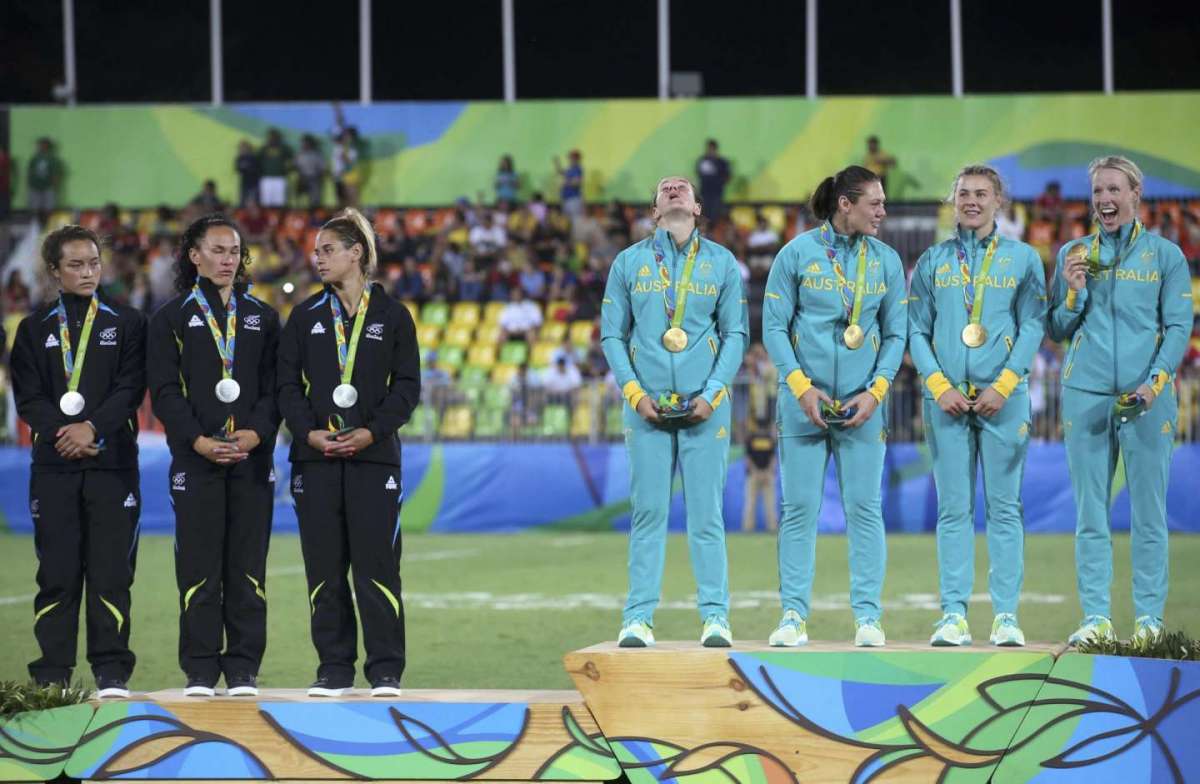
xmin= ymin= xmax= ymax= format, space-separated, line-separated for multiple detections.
xmin=540 ymin=321 xmax=567 ymax=342
xmin=47 ymin=210 xmax=74 ymax=230
xmin=421 ymin=302 xmax=450 ymax=326
xmin=483 ymin=302 xmax=507 ymax=324
xmin=417 ymin=323 xmax=442 ymax=348
xmin=499 ymin=341 xmax=529 ymax=366
xmin=529 ymin=341 xmax=557 ymax=369
xmin=540 ymin=405 xmax=570 ymax=438
xmin=402 ymin=301 xmax=419 ymax=324
xmin=458 ymin=365 xmax=489 ymax=385
xmin=761 ymin=204 xmax=787 ymax=234
xmin=437 ymin=345 xmax=465 ymax=370
xmin=491 ymin=364 xmax=518 ymax=386
xmin=451 ymin=302 xmax=481 ymax=326
xmin=442 ymin=324 xmax=473 ymax=348
xmin=401 ymin=405 xmax=439 ymax=438
xmin=482 ymin=385 xmax=512 ymax=409
xmin=473 ymin=408 xmax=507 ymax=439
xmin=606 ymin=404 xmax=626 ymax=438
xmin=569 ymin=320 xmax=595 ymax=347
xmin=729 ymin=205 xmax=757 ymax=233
xmin=467 ymin=343 xmax=497 ymax=368
xmin=570 ymin=404 xmax=595 ymax=438
xmin=546 ymin=300 xmax=573 ymax=322
xmin=475 ymin=322 xmax=502 ymax=345
xmin=439 ymin=405 xmax=473 ymax=439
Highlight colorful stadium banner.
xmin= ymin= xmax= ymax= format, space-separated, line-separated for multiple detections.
xmin=9 ymin=93 xmax=1200 ymax=208
xmin=0 ymin=442 xmax=1197 ymax=535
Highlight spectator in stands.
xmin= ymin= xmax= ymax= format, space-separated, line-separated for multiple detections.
xmin=996 ymin=201 xmax=1026 ymax=241
xmin=696 ymin=139 xmax=731 ymax=220
xmin=458 ymin=258 xmax=485 ymax=302
xmin=541 ymin=354 xmax=582 ymax=398
xmin=146 ymin=236 xmax=176 ymax=310
xmin=257 ymin=129 xmax=293 ymax=207
xmin=508 ymin=363 xmax=538 ymax=433
xmin=295 ymin=135 xmax=325 ymax=207
xmin=495 ymin=155 xmax=519 ymax=203
xmin=3 ymin=270 xmax=31 ymax=316
xmin=553 ymin=150 xmax=584 ymax=217
xmin=469 ymin=211 xmax=507 ymax=263
xmin=189 ymin=180 xmax=223 ymax=214
xmin=331 ymin=126 xmax=360 ymax=207
xmin=393 ymin=257 xmax=427 ymax=303
xmin=746 ymin=214 xmax=780 ymax=273
xmin=422 ymin=350 xmax=451 ymax=387
xmin=862 ymin=136 xmax=897 ymax=193
xmin=742 ymin=417 xmax=778 ymax=532
xmin=581 ymin=334 xmax=608 ymax=379
xmin=528 ymin=191 xmax=548 ymax=224
xmin=1033 ymin=181 xmax=1063 ymax=224
xmin=26 ymin=137 xmax=64 ymax=221
xmin=550 ymin=334 xmax=580 ymax=367
xmin=234 ymin=141 xmax=260 ymax=208
xmin=499 ymin=287 xmax=542 ymax=344
xmin=518 ymin=260 xmax=547 ymax=301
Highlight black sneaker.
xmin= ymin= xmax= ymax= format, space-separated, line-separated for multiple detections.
xmin=95 ymin=676 xmax=130 ymax=699
xmin=226 ymin=674 xmax=258 ymax=697
xmin=307 ymin=675 xmax=351 ymax=698
xmin=184 ymin=677 xmax=216 ymax=697
xmin=369 ymin=676 xmax=402 ymax=698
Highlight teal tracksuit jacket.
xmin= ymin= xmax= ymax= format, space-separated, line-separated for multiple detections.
xmin=908 ymin=225 xmax=1046 ymax=619
xmin=600 ymin=227 xmax=748 ymax=625
xmin=1047 ymin=220 xmax=1193 ymax=621
xmin=762 ymin=222 xmax=907 ymax=623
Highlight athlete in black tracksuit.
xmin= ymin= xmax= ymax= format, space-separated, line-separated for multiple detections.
xmin=278 ymin=277 xmax=420 ymax=693
xmin=9 ymin=227 xmax=146 ymax=694
xmin=147 ymin=217 xmax=280 ymax=694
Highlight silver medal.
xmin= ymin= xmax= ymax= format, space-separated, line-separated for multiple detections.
xmin=332 ymin=383 xmax=359 ymax=408
xmin=215 ymin=378 xmax=241 ymax=403
xmin=59 ymin=391 xmax=86 ymax=416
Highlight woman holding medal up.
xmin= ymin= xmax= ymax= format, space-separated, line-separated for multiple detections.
xmin=1048 ymin=156 xmax=1193 ymax=645
xmin=148 ymin=214 xmax=281 ymax=697
xmin=10 ymin=225 xmax=146 ymax=698
xmin=277 ymin=209 xmax=420 ymax=697
xmin=762 ymin=165 xmax=906 ymax=647
xmin=908 ymin=165 xmax=1046 ymax=648
xmin=600 ymin=176 xmax=747 ymax=648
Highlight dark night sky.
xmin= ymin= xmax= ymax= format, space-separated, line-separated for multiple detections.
xmin=1 ymin=0 xmax=1198 ymax=104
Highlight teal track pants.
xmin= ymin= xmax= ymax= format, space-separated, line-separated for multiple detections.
xmin=777 ymin=405 xmax=887 ymax=622
xmin=622 ymin=401 xmax=732 ymax=625
xmin=923 ymin=388 xmax=1030 ymax=619
xmin=1062 ymin=385 xmax=1177 ymax=620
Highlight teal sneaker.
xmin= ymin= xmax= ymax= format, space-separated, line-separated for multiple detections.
xmin=1068 ymin=615 xmax=1115 ymax=646
xmin=990 ymin=613 xmax=1026 ymax=647
xmin=618 ymin=620 xmax=654 ymax=648
xmin=768 ymin=610 xmax=808 ymax=647
xmin=701 ymin=615 xmax=732 ymax=647
xmin=854 ymin=618 xmax=886 ymax=647
xmin=1131 ymin=616 xmax=1164 ymax=645
xmin=930 ymin=613 xmax=972 ymax=646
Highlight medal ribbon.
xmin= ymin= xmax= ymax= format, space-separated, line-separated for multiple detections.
xmin=192 ymin=285 xmax=237 ymax=380
xmin=956 ymin=231 xmax=1000 ymax=325
xmin=329 ymin=285 xmax=372 ymax=385
xmin=652 ymin=232 xmax=701 ymax=331
xmin=56 ymin=294 xmax=99 ymax=393
xmin=820 ymin=222 xmax=868 ymax=327
xmin=1084 ymin=219 xmax=1142 ymax=272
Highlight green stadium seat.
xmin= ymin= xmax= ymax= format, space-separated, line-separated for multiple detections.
xmin=482 ymin=385 xmax=512 ymax=409
xmin=401 ymin=406 xmax=439 ymax=439
xmin=499 ymin=341 xmax=529 ymax=366
xmin=458 ymin=365 xmax=489 ymax=385
xmin=437 ymin=345 xmax=465 ymax=369
xmin=421 ymin=302 xmax=450 ymax=326
xmin=540 ymin=405 xmax=570 ymax=438
xmin=473 ymin=407 xmax=507 ymax=439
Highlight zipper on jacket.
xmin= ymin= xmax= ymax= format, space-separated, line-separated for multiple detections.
xmin=1110 ymin=241 xmax=1119 ymax=392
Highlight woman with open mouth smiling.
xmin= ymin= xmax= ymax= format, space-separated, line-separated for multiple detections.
xmin=1048 ymin=155 xmax=1193 ymax=647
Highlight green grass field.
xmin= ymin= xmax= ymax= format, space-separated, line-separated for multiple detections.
xmin=1 ymin=532 xmax=1197 ymax=691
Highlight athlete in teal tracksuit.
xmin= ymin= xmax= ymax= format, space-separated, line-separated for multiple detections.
xmin=1048 ymin=156 xmax=1193 ymax=645
xmin=908 ymin=165 xmax=1046 ymax=648
xmin=762 ymin=166 xmax=906 ymax=647
xmin=601 ymin=176 xmax=747 ymax=647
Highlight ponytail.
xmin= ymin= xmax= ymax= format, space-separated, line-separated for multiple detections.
xmin=321 ymin=207 xmax=377 ymax=277
xmin=808 ymin=165 xmax=880 ymax=221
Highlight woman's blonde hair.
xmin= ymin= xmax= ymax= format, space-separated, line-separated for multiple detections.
xmin=320 ymin=207 xmax=377 ymax=276
xmin=1088 ymin=155 xmax=1143 ymax=201
xmin=946 ymin=163 xmax=1007 ymax=207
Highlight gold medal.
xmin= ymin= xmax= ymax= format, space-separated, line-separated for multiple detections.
xmin=961 ymin=323 xmax=987 ymax=348
xmin=842 ymin=324 xmax=864 ymax=350
xmin=662 ymin=327 xmax=688 ymax=352
xmin=1066 ymin=243 xmax=1089 ymax=263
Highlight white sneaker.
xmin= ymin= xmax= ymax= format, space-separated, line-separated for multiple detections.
xmin=183 ymin=680 xmax=215 ymax=698
xmin=855 ymin=619 xmax=886 ymax=647
xmin=930 ymin=613 xmax=972 ymax=646
xmin=618 ymin=620 xmax=655 ymax=648
xmin=95 ymin=677 xmax=130 ymax=699
xmin=990 ymin=614 xmax=1026 ymax=647
xmin=768 ymin=610 xmax=808 ymax=647
xmin=701 ymin=615 xmax=732 ymax=647
xmin=369 ymin=677 xmax=402 ymax=698
xmin=307 ymin=676 xmax=351 ymax=697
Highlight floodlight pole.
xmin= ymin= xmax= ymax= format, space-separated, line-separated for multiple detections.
xmin=950 ymin=0 xmax=963 ymax=97
xmin=1101 ymin=0 xmax=1114 ymax=94
xmin=658 ymin=0 xmax=669 ymax=99
xmin=805 ymin=0 xmax=817 ymax=99
xmin=62 ymin=0 xmax=77 ymax=105
xmin=210 ymin=0 xmax=223 ymax=106
xmin=502 ymin=0 xmax=516 ymax=102
xmin=360 ymin=0 xmax=372 ymax=104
